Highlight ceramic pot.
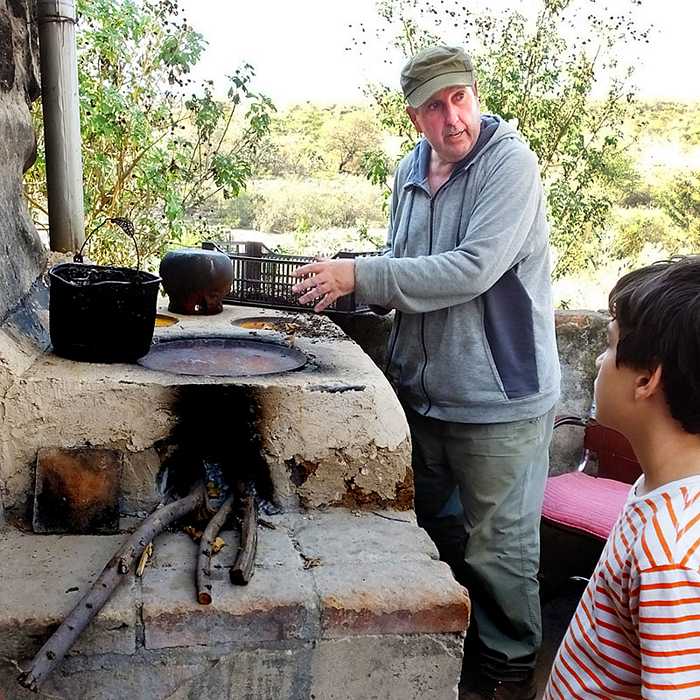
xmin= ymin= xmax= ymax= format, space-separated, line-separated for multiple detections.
xmin=159 ymin=248 xmax=233 ymax=315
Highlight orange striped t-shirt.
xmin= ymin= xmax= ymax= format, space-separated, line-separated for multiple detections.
xmin=544 ymin=474 xmax=700 ymax=699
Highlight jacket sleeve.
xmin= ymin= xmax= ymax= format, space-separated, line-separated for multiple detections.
xmin=355 ymin=145 xmax=544 ymax=314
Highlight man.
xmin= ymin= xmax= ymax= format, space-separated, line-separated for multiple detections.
xmin=293 ymin=45 xmax=560 ymax=700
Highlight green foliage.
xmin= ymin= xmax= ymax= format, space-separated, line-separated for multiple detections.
xmin=659 ymin=171 xmax=700 ymax=234
xmin=24 ymin=0 xmax=274 ymax=268
xmin=608 ymin=207 xmax=680 ymax=262
xmin=252 ymin=104 xmax=384 ymax=178
xmin=220 ymin=176 xmax=385 ymax=234
xmin=269 ymin=225 xmax=386 ymax=258
xmin=352 ymin=0 xmax=649 ymax=278
xmin=607 ymin=172 xmax=700 ymax=264
xmin=628 ymin=101 xmax=700 ymax=147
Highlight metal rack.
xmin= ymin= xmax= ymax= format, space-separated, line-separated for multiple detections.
xmin=203 ymin=241 xmax=376 ymax=314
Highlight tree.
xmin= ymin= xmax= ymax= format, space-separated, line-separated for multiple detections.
xmin=24 ymin=0 xmax=274 ymax=268
xmin=660 ymin=171 xmax=700 ymax=240
xmin=352 ymin=0 xmax=649 ymax=277
xmin=252 ymin=104 xmax=384 ymax=178
xmin=320 ymin=107 xmax=384 ymax=175
xmin=606 ymin=171 xmax=700 ymax=265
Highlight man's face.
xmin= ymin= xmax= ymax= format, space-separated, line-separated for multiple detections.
xmin=407 ymin=84 xmax=482 ymax=165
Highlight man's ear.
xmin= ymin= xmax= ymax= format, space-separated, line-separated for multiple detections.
xmin=472 ymin=81 xmax=479 ymax=100
xmin=406 ymin=106 xmax=421 ymax=133
xmin=634 ymin=364 xmax=663 ymax=401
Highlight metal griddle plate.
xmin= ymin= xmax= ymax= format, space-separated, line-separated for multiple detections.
xmin=138 ymin=337 xmax=307 ymax=377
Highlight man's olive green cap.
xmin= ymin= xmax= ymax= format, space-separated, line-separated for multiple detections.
xmin=401 ymin=45 xmax=475 ymax=108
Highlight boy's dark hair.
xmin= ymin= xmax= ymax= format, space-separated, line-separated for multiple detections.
xmin=609 ymin=256 xmax=700 ymax=434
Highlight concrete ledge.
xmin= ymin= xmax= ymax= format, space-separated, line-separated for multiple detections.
xmin=290 ymin=510 xmax=470 ymax=637
xmin=314 ymin=559 xmax=469 ymax=637
xmin=291 ymin=509 xmax=438 ymax=563
xmin=0 ymin=635 xmax=464 ymax=700
xmin=142 ymin=529 xmax=318 ymax=649
xmin=0 ymin=530 xmax=137 ymax=659
xmin=0 ymin=510 xmax=469 ymax=699
xmin=310 ymin=634 xmax=464 ymax=700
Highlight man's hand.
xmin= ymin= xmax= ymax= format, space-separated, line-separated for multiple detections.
xmin=292 ymin=259 xmax=356 ymax=313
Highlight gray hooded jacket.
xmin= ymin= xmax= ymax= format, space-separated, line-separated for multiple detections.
xmin=354 ymin=115 xmax=560 ymax=423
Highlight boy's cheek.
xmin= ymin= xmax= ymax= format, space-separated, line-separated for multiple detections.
xmin=593 ymin=370 xmax=607 ymax=418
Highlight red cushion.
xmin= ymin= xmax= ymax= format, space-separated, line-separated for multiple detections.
xmin=542 ymin=472 xmax=632 ymax=540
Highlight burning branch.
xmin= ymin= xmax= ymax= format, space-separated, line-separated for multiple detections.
xmin=229 ymin=480 xmax=258 ymax=586
xmin=196 ymin=494 xmax=235 ymax=605
xmin=18 ymin=483 xmax=206 ymax=693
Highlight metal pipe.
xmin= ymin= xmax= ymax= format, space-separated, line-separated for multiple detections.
xmin=37 ymin=0 xmax=85 ymax=252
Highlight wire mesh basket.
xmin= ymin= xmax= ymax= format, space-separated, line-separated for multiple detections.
xmin=202 ymin=241 xmax=376 ymax=314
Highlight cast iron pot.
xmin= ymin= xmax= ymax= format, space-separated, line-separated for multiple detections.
xmin=49 ymin=219 xmax=161 ymax=363
xmin=159 ymin=248 xmax=233 ymax=315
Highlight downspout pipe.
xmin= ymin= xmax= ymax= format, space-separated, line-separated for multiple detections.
xmin=37 ymin=0 xmax=85 ymax=252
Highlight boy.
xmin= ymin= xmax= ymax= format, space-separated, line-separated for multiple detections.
xmin=544 ymin=257 xmax=700 ymax=699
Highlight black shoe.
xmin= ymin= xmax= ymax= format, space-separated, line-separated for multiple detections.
xmin=460 ymin=672 xmax=537 ymax=700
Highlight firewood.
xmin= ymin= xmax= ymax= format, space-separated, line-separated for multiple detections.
xmin=229 ymin=481 xmax=257 ymax=586
xmin=196 ymin=494 xmax=235 ymax=605
xmin=18 ymin=483 xmax=206 ymax=692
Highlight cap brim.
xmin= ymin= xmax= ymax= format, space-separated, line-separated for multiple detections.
xmin=405 ymin=71 xmax=474 ymax=108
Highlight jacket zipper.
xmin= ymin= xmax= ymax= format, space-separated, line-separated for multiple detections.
xmin=382 ymin=189 xmax=416 ymax=376
xmin=419 ymin=172 xmax=471 ymax=416
xmin=392 ymin=167 xmax=471 ymax=416
xmin=418 ymin=196 xmax=435 ymax=415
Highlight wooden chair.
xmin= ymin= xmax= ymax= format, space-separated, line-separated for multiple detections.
xmin=539 ymin=416 xmax=642 ymax=600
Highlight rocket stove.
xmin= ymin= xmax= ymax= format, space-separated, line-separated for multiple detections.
xmin=0 ymin=302 xmax=470 ymax=699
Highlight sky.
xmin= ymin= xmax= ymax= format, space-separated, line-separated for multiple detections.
xmin=178 ymin=0 xmax=700 ymax=106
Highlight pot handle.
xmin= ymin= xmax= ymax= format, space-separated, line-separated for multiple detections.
xmin=74 ymin=217 xmax=141 ymax=271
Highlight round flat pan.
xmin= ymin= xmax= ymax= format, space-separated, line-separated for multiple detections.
xmin=138 ymin=337 xmax=307 ymax=377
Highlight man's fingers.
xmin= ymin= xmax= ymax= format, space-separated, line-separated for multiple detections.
xmin=291 ymin=258 xmax=353 ymax=311
xmin=292 ymin=277 xmax=315 ymax=295
xmin=291 ymin=274 xmax=324 ymax=294
xmin=297 ymin=281 xmax=329 ymax=305
xmin=293 ymin=262 xmax=324 ymax=277
xmin=297 ymin=290 xmax=319 ymax=305
xmin=314 ymin=292 xmax=335 ymax=313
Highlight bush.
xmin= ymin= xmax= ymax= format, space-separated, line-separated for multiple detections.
xmin=226 ymin=176 xmax=386 ymax=233
xmin=607 ymin=206 xmax=686 ymax=263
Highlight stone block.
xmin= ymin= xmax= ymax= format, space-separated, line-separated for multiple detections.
xmin=0 ymin=643 xmax=314 ymax=700
xmin=0 ymin=530 xmax=137 ymax=659
xmin=0 ymin=651 xmax=209 ymax=700
xmin=291 ymin=508 xmax=438 ymax=564
xmin=159 ymin=644 xmax=313 ymax=700
xmin=310 ymin=633 xmax=464 ymax=700
xmin=312 ymin=558 xmax=469 ymax=638
xmin=551 ymin=310 xmax=608 ymax=474
xmin=142 ymin=529 xmax=318 ymax=649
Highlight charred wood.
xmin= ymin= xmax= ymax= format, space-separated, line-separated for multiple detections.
xmin=229 ymin=480 xmax=257 ymax=586
xmin=196 ymin=493 xmax=235 ymax=605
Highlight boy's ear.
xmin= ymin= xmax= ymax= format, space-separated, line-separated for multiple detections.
xmin=634 ymin=364 xmax=663 ymax=401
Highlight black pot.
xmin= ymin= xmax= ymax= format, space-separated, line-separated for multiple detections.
xmin=49 ymin=263 xmax=161 ymax=363
xmin=159 ymin=248 xmax=233 ymax=315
